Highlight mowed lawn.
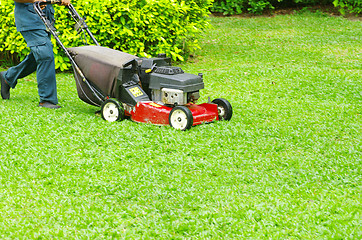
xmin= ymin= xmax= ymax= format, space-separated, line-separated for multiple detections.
xmin=0 ymin=12 xmax=361 ymax=238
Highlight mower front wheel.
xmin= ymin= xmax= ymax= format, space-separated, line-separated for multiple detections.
xmin=101 ymin=98 xmax=124 ymax=122
xmin=212 ymin=98 xmax=233 ymax=121
xmin=169 ymin=106 xmax=193 ymax=131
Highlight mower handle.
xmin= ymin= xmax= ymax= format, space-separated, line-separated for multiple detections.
xmin=34 ymin=0 xmax=62 ymax=7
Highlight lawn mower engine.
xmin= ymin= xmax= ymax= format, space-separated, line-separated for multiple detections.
xmin=140 ymin=56 xmax=203 ymax=106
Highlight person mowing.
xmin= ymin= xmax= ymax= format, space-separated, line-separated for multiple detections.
xmin=0 ymin=0 xmax=70 ymax=109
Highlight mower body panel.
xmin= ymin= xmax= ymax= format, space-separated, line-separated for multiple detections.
xmin=128 ymin=102 xmax=219 ymax=126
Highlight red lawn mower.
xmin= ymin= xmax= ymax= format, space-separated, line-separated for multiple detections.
xmin=35 ymin=0 xmax=232 ymax=130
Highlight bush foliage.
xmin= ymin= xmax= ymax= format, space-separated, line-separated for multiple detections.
xmin=0 ymin=0 xmax=212 ymax=70
xmin=333 ymin=0 xmax=362 ymax=14
xmin=211 ymin=0 xmax=361 ymax=15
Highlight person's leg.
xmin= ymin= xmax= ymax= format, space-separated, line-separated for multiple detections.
xmin=33 ymin=44 xmax=58 ymax=104
xmin=0 ymin=71 xmax=11 ymax=99
xmin=23 ymin=30 xmax=58 ymax=104
xmin=1 ymin=30 xmax=58 ymax=104
xmin=1 ymin=44 xmax=37 ymax=99
xmin=3 ymin=52 xmax=37 ymax=89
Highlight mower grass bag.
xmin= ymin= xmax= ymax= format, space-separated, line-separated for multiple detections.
xmin=67 ymin=46 xmax=137 ymax=106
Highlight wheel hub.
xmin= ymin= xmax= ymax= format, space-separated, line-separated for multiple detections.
xmin=170 ymin=109 xmax=188 ymax=130
xmin=218 ymin=106 xmax=225 ymax=117
xmin=103 ymin=102 xmax=119 ymax=122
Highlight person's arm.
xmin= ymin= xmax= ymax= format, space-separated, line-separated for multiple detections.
xmin=14 ymin=0 xmax=70 ymax=5
xmin=61 ymin=0 xmax=70 ymax=6
xmin=14 ymin=0 xmax=36 ymax=3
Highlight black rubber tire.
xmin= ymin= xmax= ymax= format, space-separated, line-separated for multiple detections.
xmin=100 ymin=98 xmax=124 ymax=122
xmin=212 ymin=98 xmax=233 ymax=121
xmin=169 ymin=106 xmax=193 ymax=131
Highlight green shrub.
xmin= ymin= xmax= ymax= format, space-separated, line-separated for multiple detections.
xmin=211 ymin=0 xmax=338 ymax=15
xmin=210 ymin=0 xmax=280 ymax=15
xmin=293 ymin=0 xmax=330 ymax=4
xmin=211 ymin=0 xmax=246 ymax=15
xmin=0 ymin=0 xmax=212 ymax=70
xmin=248 ymin=0 xmax=274 ymax=14
xmin=0 ymin=2 xmax=26 ymax=65
xmin=333 ymin=0 xmax=362 ymax=14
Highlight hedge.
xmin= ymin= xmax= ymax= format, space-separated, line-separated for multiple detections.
xmin=333 ymin=0 xmax=362 ymax=14
xmin=0 ymin=0 xmax=212 ymax=70
xmin=211 ymin=0 xmax=362 ymax=15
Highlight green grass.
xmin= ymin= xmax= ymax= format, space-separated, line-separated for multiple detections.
xmin=0 ymin=12 xmax=361 ymax=238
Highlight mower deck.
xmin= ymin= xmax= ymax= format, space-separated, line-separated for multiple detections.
xmin=129 ymin=102 xmax=219 ymax=126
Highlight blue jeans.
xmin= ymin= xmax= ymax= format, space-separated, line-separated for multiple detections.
xmin=3 ymin=29 xmax=58 ymax=104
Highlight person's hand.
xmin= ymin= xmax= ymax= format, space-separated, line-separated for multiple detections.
xmin=39 ymin=0 xmax=46 ymax=9
xmin=61 ymin=0 xmax=70 ymax=6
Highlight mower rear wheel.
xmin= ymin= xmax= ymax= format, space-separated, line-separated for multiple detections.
xmin=212 ymin=98 xmax=233 ymax=121
xmin=169 ymin=106 xmax=193 ymax=131
xmin=101 ymin=98 xmax=124 ymax=122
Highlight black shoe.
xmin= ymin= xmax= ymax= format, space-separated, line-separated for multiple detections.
xmin=38 ymin=101 xmax=62 ymax=109
xmin=1 ymin=71 xmax=10 ymax=100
